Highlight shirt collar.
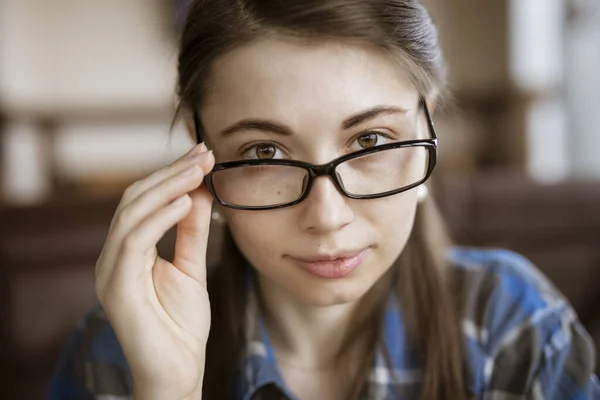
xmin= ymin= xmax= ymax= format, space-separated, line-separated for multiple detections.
xmin=238 ymin=268 xmax=420 ymax=400
xmin=238 ymin=270 xmax=293 ymax=400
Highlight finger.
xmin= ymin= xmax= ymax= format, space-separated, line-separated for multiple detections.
xmin=117 ymin=143 xmax=207 ymax=211
xmin=173 ymin=152 xmax=215 ymax=286
xmin=111 ymin=150 xmax=213 ymax=239
xmin=103 ymin=152 xmax=212 ymax=274
xmin=115 ymin=194 xmax=193 ymax=282
xmin=108 ymin=143 xmax=206 ymax=235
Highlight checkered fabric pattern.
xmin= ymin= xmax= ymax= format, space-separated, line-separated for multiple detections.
xmin=48 ymin=248 xmax=600 ymax=399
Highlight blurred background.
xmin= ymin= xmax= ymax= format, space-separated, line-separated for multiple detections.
xmin=1 ymin=0 xmax=599 ymax=398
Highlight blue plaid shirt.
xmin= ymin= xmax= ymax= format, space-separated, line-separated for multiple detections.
xmin=48 ymin=247 xmax=600 ymax=399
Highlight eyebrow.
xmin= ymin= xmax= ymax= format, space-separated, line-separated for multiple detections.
xmin=220 ymin=120 xmax=292 ymax=137
xmin=342 ymin=106 xmax=409 ymax=130
xmin=218 ymin=106 xmax=409 ymax=137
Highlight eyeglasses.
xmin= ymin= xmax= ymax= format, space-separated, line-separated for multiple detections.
xmin=193 ymin=97 xmax=438 ymax=211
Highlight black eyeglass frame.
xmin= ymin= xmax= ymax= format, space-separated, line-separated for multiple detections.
xmin=193 ymin=97 xmax=438 ymax=211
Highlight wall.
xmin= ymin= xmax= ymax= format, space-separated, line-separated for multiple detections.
xmin=0 ymin=0 xmax=192 ymax=204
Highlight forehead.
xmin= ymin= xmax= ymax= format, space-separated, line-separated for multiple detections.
xmin=200 ymin=36 xmax=418 ymax=133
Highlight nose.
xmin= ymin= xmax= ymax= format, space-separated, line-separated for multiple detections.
xmin=297 ymin=175 xmax=354 ymax=233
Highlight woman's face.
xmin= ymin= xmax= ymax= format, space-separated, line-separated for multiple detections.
xmin=200 ymin=36 xmax=428 ymax=307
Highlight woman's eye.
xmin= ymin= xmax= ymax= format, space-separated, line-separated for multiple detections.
xmin=351 ymin=132 xmax=391 ymax=151
xmin=242 ymin=143 xmax=285 ymax=160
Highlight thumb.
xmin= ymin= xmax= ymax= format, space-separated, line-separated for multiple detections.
xmin=173 ymin=153 xmax=215 ymax=285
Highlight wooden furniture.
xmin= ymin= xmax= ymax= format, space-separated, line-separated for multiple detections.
xmin=0 ymin=199 xmax=224 ymax=398
xmin=437 ymin=172 xmax=600 ymax=343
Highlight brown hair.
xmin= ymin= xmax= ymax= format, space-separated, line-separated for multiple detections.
xmin=176 ymin=1 xmax=466 ymax=398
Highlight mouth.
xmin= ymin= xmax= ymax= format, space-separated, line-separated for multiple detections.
xmin=287 ymin=248 xmax=370 ymax=279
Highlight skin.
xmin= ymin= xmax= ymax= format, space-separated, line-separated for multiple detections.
xmin=95 ymin=35 xmax=430 ymax=400
xmin=95 ymin=143 xmax=214 ymax=400
xmin=201 ymin=37 xmax=428 ymax=399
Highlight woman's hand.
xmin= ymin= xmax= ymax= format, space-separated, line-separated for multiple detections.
xmin=95 ymin=143 xmax=215 ymax=400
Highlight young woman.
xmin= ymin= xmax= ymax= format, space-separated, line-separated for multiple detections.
xmin=48 ymin=1 xmax=599 ymax=399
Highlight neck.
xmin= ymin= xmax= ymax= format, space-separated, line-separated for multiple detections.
xmin=257 ymin=275 xmax=384 ymax=369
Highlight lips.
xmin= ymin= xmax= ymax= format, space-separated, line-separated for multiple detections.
xmin=293 ymin=248 xmax=366 ymax=262
xmin=287 ymin=248 xmax=370 ymax=279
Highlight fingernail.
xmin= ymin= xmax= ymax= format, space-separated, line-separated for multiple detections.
xmin=204 ymin=150 xmax=215 ymax=164
xmin=188 ymin=142 xmax=206 ymax=156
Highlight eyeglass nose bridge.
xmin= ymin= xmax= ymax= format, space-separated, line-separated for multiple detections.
xmin=302 ymin=162 xmax=348 ymax=199
xmin=308 ymin=162 xmax=337 ymax=177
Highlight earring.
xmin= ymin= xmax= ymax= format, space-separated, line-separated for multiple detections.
xmin=417 ymin=185 xmax=429 ymax=203
xmin=211 ymin=211 xmax=224 ymax=223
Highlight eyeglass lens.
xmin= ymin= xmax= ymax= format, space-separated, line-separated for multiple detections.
xmin=211 ymin=145 xmax=429 ymax=208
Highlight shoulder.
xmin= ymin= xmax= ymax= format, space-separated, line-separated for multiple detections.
xmin=48 ymin=304 xmax=133 ymax=398
xmin=449 ymin=246 xmax=566 ymax=347
xmin=449 ymin=247 xmax=599 ymax=397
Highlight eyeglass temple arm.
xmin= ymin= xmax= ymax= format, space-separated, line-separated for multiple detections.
xmin=420 ymin=97 xmax=438 ymax=140
xmin=193 ymin=113 xmax=202 ymax=143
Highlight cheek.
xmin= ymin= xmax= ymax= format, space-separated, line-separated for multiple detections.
xmin=222 ymin=193 xmax=420 ymax=306
xmin=369 ymin=189 xmax=417 ymax=221
xmin=225 ymin=211 xmax=285 ymax=260
xmin=361 ymin=192 xmax=419 ymax=252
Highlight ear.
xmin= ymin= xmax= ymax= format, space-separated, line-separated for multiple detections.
xmin=427 ymin=99 xmax=438 ymax=114
xmin=425 ymin=90 xmax=441 ymax=114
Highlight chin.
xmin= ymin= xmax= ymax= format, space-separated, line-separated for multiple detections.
xmin=289 ymin=277 xmax=374 ymax=307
